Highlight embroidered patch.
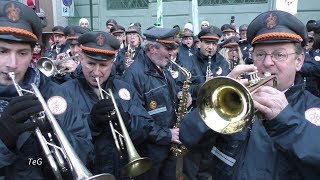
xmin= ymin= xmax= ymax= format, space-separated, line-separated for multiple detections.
xmin=265 ymin=13 xmax=278 ymax=29
xmin=170 ymin=70 xmax=179 ymax=79
xmin=47 ymin=96 xmax=67 ymax=115
xmin=305 ymin=108 xmax=320 ymax=126
xmin=149 ymin=100 xmax=157 ymax=110
xmin=216 ymin=67 xmax=223 ymax=75
xmin=96 ymin=33 xmax=106 ymax=46
xmin=5 ymin=2 xmax=21 ymax=22
xmin=118 ymin=88 xmax=131 ymax=101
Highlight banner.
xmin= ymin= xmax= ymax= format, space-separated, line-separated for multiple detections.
xmin=62 ymin=0 xmax=74 ymax=17
xmin=156 ymin=0 xmax=163 ymax=27
xmin=276 ymin=0 xmax=298 ymax=15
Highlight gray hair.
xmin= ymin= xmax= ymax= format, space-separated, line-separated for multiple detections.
xmin=141 ymin=40 xmax=162 ymax=52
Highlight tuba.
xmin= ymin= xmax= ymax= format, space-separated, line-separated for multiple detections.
xmin=95 ymin=77 xmax=152 ymax=177
xmin=169 ymin=60 xmax=191 ymax=156
xmin=37 ymin=54 xmax=79 ymax=77
xmin=9 ymin=72 xmax=114 ymax=180
xmin=197 ymin=72 xmax=277 ymax=134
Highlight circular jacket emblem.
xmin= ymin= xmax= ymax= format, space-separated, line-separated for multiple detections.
xmin=47 ymin=96 xmax=67 ymax=115
xmin=305 ymin=108 xmax=320 ymax=126
xmin=118 ymin=88 xmax=131 ymax=101
xmin=5 ymin=2 xmax=21 ymax=22
xmin=314 ymin=56 xmax=320 ymax=61
xmin=149 ymin=100 xmax=157 ymax=110
xmin=216 ymin=67 xmax=223 ymax=75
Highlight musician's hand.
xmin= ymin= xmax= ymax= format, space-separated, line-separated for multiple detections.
xmin=207 ymin=72 xmax=214 ymax=81
xmin=60 ymin=60 xmax=78 ymax=73
xmin=252 ymin=86 xmax=288 ymax=120
xmin=125 ymin=59 xmax=134 ymax=69
xmin=90 ymin=99 xmax=130 ymax=127
xmin=0 ymin=95 xmax=43 ymax=150
xmin=170 ymin=128 xmax=181 ymax=144
xmin=56 ymin=53 xmax=67 ymax=61
xmin=227 ymin=64 xmax=257 ymax=79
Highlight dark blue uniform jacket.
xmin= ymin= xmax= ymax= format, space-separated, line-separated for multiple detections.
xmin=122 ymin=54 xmax=178 ymax=163
xmin=0 ymin=68 xmax=93 ymax=180
xmin=180 ymin=75 xmax=320 ymax=180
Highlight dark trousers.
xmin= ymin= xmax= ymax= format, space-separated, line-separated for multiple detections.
xmin=183 ymin=151 xmax=213 ymax=180
xmin=135 ymin=145 xmax=176 ymax=180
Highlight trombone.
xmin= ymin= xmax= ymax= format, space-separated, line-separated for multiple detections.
xmin=8 ymin=72 xmax=114 ymax=180
xmin=197 ymin=72 xmax=277 ymax=134
xmin=95 ymin=77 xmax=152 ymax=177
xmin=37 ymin=54 xmax=79 ymax=77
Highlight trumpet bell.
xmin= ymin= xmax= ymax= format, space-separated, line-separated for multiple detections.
xmin=122 ymin=157 xmax=152 ymax=177
xmin=37 ymin=57 xmax=56 ymax=77
xmin=197 ymin=76 xmax=254 ymax=134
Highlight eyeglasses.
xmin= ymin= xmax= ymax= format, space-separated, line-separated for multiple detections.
xmin=252 ymin=50 xmax=297 ymax=62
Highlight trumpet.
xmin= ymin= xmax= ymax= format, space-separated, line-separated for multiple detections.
xmin=197 ymin=72 xmax=277 ymax=134
xmin=9 ymin=72 xmax=114 ymax=180
xmin=37 ymin=54 xmax=79 ymax=77
xmin=95 ymin=77 xmax=152 ymax=177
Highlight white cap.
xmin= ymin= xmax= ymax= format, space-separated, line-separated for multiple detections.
xmin=201 ymin=20 xmax=210 ymax=26
xmin=184 ymin=22 xmax=193 ymax=31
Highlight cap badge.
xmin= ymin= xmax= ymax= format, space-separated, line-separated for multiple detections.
xmin=5 ymin=3 xmax=21 ymax=22
xmin=149 ymin=100 xmax=157 ymax=110
xmin=265 ymin=13 xmax=278 ymax=29
xmin=209 ymin=27 xmax=215 ymax=34
xmin=69 ymin=27 xmax=75 ymax=35
xmin=96 ymin=33 xmax=106 ymax=46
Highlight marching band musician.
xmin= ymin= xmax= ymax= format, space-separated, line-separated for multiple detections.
xmin=122 ymin=27 xmax=183 ymax=180
xmin=0 ymin=1 xmax=93 ymax=179
xmin=177 ymin=26 xmax=230 ymax=180
xmin=114 ymin=25 xmax=144 ymax=76
xmin=49 ymin=25 xmax=89 ymax=84
xmin=46 ymin=26 xmax=69 ymax=59
xmin=60 ymin=31 xmax=153 ymax=179
xmin=180 ymin=10 xmax=320 ymax=179
xmin=219 ymin=36 xmax=245 ymax=71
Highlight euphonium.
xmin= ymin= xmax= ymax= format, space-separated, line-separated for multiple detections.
xmin=9 ymin=72 xmax=114 ymax=180
xmin=37 ymin=54 xmax=79 ymax=77
xmin=169 ymin=60 xmax=191 ymax=156
xmin=197 ymin=72 xmax=277 ymax=134
xmin=95 ymin=77 xmax=152 ymax=177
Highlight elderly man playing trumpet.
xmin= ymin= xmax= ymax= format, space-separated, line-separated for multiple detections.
xmin=180 ymin=10 xmax=320 ymax=179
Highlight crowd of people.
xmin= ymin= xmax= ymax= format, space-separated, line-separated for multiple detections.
xmin=0 ymin=0 xmax=320 ymax=180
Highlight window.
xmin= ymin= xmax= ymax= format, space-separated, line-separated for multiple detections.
xmin=198 ymin=0 xmax=268 ymax=6
xmin=107 ymin=0 xmax=149 ymax=10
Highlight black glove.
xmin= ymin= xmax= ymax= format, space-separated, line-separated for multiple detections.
xmin=90 ymin=99 xmax=130 ymax=127
xmin=0 ymin=95 xmax=43 ymax=150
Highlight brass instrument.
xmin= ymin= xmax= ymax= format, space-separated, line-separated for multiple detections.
xmin=230 ymin=56 xmax=238 ymax=70
xmin=169 ymin=60 xmax=190 ymax=156
xmin=197 ymin=72 xmax=277 ymax=134
xmin=9 ymin=72 xmax=114 ymax=180
xmin=124 ymin=45 xmax=135 ymax=70
xmin=205 ymin=52 xmax=213 ymax=82
xmin=37 ymin=54 xmax=79 ymax=77
xmin=95 ymin=77 xmax=152 ymax=177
